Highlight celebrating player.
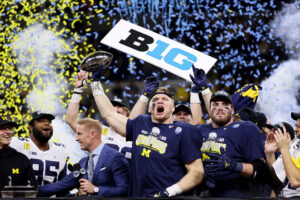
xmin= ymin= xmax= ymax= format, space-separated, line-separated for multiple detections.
xmin=10 ymin=111 xmax=69 ymax=189
xmin=89 ymin=65 xmax=204 ymax=197
xmin=199 ymin=91 xmax=269 ymax=197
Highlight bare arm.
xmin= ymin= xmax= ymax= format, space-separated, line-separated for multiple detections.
xmin=190 ymin=92 xmax=202 ymax=125
xmin=201 ymin=88 xmax=212 ymax=117
xmin=177 ymin=159 xmax=204 ymax=192
xmin=128 ymin=95 xmax=148 ymax=119
xmin=66 ymin=71 xmax=88 ymax=132
xmin=91 ymin=81 xmax=128 ymax=136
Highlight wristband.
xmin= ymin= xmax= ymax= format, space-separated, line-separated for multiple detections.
xmin=235 ymin=162 xmax=243 ymax=173
xmin=166 ymin=184 xmax=182 ymax=197
xmin=201 ymin=88 xmax=211 ymax=96
xmin=190 ymin=92 xmax=200 ymax=104
xmin=139 ymin=95 xmax=149 ymax=103
xmin=70 ymin=93 xmax=81 ymax=103
xmin=91 ymin=81 xmax=104 ymax=96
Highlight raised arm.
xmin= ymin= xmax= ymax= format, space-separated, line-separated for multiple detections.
xmin=129 ymin=74 xmax=159 ymax=119
xmin=90 ymin=68 xmax=128 ymax=136
xmin=66 ymin=71 xmax=88 ymax=132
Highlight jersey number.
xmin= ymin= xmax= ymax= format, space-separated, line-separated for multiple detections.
xmin=30 ymin=159 xmax=59 ymax=185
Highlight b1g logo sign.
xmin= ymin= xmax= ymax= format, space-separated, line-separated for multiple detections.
xmin=101 ymin=19 xmax=217 ymax=81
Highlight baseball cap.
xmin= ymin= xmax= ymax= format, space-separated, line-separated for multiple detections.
xmin=148 ymin=87 xmax=174 ymax=102
xmin=291 ymin=112 xmax=300 ymax=120
xmin=0 ymin=117 xmax=17 ymax=128
xmin=30 ymin=111 xmax=55 ymax=124
xmin=210 ymin=91 xmax=232 ymax=104
xmin=173 ymin=104 xmax=192 ymax=116
xmin=234 ymin=107 xmax=257 ymax=123
xmin=111 ymin=98 xmax=130 ymax=110
xmin=255 ymin=112 xmax=267 ymax=129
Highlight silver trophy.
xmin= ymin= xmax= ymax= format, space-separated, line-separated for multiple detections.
xmin=80 ymin=51 xmax=113 ymax=72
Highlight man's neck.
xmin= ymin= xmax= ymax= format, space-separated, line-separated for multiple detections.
xmin=212 ymin=120 xmax=233 ymax=128
xmin=30 ymin=135 xmax=49 ymax=151
xmin=88 ymin=141 xmax=102 ymax=154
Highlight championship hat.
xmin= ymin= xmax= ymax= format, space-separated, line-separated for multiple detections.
xmin=111 ymin=98 xmax=130 ymax=110
xmin=0 ymin=117 xmax=18 ymax=128
xmin=234 ymin=107 xmax=257 ymax=123
xmin=30 ymin=111 xmax=55 ymax=125
xmin=210 ymin=91 xmax=232 ymax=104
xmin=173 ymin=104 xmax=192 ymax=116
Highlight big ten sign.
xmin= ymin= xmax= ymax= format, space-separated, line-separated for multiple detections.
xmin=101 ymin=19 xmax=217 ymax=81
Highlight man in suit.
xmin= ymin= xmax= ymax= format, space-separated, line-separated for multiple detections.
xmin=38 ymin=118 xmax=129 ymax=197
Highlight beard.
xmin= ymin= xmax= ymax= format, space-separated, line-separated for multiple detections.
xmin=32 ymin=127 xmax=53 ymax=143
xmin=211 ymin=111 xmax=232 ymax=127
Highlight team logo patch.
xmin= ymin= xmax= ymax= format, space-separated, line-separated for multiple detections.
xmin=208 ymin=132 xmax=217 ymax=140
xmin=24 ymin=142 xmax=30 ymax=150
xmin=233 ymin=124 xmax=240 ymax=128
xmin=175 ymin=127 xmax=182 ymax=134
xmin=150 ymin=127 xmax=160 ymax=136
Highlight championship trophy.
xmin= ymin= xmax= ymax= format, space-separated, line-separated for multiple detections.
xmin=80 ymin=51 xmax=113 ymax=72
xmin=1 ymin=176 xmax=37 ymax=198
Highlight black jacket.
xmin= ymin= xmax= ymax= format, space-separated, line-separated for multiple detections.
xmin=0 ymin=146 xmax=36 ymax=191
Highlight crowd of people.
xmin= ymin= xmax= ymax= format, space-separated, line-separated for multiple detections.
xmin=1 ymin=64 xmax=300 ymax=198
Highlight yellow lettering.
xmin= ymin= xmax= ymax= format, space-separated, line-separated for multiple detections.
xmin=141 ymin=148 xmax=151 ymax=157
xmin=12 ymin=168 xmax=19 ymax=174
xmin=102 ymin=127 xmax=108 ymax=136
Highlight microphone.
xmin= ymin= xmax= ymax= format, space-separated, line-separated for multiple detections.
xmin=72 ymin=163 xmax=86 ymax=179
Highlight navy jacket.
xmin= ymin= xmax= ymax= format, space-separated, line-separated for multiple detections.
xmin=38 ymin=144 xmax=129 ymax=197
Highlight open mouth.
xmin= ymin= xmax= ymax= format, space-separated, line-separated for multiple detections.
xmin=156 ymin=105 xmax=165 ymax=115
xmin=42 ymin=128 xmax=51 ymax=133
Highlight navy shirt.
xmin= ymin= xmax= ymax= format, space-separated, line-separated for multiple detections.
xmin=198 ymin=121 xmax=265 ymax=197
xmin=126 ymin=115 xmax=202 ymax=197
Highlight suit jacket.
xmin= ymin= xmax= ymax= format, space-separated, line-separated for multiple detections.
xmin=38 ymin=144 xmax=129 ymax=197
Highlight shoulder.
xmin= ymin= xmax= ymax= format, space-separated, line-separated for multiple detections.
xmin=51 ymin=141 xmax=66 ymax=149
xmin=8 ymin=147 xmax=30 ymax=161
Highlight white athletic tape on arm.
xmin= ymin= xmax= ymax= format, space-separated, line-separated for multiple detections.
xmin=139 ymin=95 xmax=149 ymax=103
xmin=91 ymin=81 xmax=105 ymax=96
xmin=201 ymin=88 xmax=211 ymax=96
xmin=190 ymin=92 xmax=200 ymax=104
xmin=166 ymin=184 xmax=183 ymax=197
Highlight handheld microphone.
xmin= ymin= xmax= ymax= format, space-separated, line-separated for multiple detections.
xmin=72 ymin=163 xmax=86 ymax=179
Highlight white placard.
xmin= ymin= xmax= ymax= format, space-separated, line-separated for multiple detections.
xmin=101 ymin=19 xmax=217 ymax=81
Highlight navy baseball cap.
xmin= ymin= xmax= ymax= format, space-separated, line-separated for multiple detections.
xmin=210 ymin=91 xmax=232 ymax=104
xmin=30 ymin=111 xmax=55 ymax=124
xmin=0 ymin=117 xmax=17 ymax=128
xmin=234 ymin=107 xmax=257 ymax=123
xmin=111 ymin=98 xmax=130 ymax=110
xmin=291 ymin=112 xmax=300 ymax=120
xmin=173 ymin=104 xmax=192 ymax=115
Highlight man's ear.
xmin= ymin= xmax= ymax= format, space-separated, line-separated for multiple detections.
xmin=29 ymin=124 xmax=33 ymax=133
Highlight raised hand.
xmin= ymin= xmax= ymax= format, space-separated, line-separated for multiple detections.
xmin=189 ymin=65 xmax=208 ymax=93
xmin=274 ymin=124 xmax=291 ymax=151
xmin=142 ymin=73 xmax=160 ymax=97
xmin=75 ymin=70 xmax=88 ymax=88
xmin=264 ymin=131 xmax=279 ymax=154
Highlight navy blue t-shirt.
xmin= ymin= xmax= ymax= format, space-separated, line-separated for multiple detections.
xmin=126 ymin=114 xmax=202 ymax=197
xmin=198 ymin=121 xmax=265 ymax=197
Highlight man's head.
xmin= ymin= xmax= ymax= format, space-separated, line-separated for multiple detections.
xmin=76 ymin=118 xmax=102 ymax=152
xmin=209 ymin=91 xmax=234 ymax=128
xmin=173 ymin=104 xmax=192 ymax=123
xmin=291 ymin=112 xmax=300 ymax=138
xmin=29 ymin=111 xmax=55 ymax=143
xmin=233 ymin=107 xmax=258 ymax=124
xmin=111 ymin=98 xmax=130 ymax=117
xmin=148 ymin=87 xmax=175 ymax=124
xmin=0 ymin=117 xmax=17 ymax=149
xmin=265 ymin=122 xmax=295 ymax=140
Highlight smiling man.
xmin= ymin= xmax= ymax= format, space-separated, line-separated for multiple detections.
xmin=0 ymin=117 xmax=36 ymax=194
xmin=10 ymin=111 xmax=69 ymax=189
xmin=90 ymin=68 xmax=204 ymax=197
